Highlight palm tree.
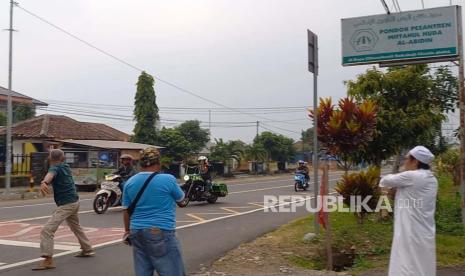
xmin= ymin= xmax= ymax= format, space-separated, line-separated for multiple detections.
xmin=210 ymin=139 xmax=245 ymax=175
xmin=245 ymin=143 xmax=268 ymax=174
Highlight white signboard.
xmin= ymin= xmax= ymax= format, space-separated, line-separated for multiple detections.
xmin=341 ymin=6 xmax=459 ymax=66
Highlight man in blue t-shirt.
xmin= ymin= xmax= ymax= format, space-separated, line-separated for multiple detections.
xmin=122 ymin=147 xmax=185 ymax=276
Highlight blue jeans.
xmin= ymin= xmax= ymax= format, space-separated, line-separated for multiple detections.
xmin=130 ymin=228 xmax=186 ymax=276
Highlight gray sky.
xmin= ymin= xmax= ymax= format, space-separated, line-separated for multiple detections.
xmin=0 ymin=0 xmax=461 ymax=143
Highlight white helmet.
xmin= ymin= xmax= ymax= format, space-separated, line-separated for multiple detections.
xmin=198 ymin=156 xmax=208 ymax=162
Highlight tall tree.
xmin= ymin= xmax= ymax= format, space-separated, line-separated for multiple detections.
xmin=253 ymin=132 xmax=295 ymax=162
xmin=157 ymin=127 xmax=191 ymax=162
xmin=132 ymin=72 xmax=159 ymax=145
xmin=346 ymin=65 xmax=457 ymax=167
xmin=175 ymin=120 xmax=210 ymax=154
xmin=13 ymin=105 xmax=35 ymax=123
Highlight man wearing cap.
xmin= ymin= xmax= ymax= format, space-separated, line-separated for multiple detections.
xmin=380 ymin=146 xmax=438 ymax=276
xmin=115 ymin=154 xmax=136 ymax=192
xmin=122 ymin=147 xmax=186 ymax=276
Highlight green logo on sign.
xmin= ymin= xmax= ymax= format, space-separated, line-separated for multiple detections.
xmin=350 ymin=29 xmax=378 ymax=52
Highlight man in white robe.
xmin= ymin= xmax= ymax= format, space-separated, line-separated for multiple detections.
xmin=380 ymin=146 xmax=437 ymax=276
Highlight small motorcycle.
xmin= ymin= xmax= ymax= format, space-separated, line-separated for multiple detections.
xmin=93 ymin=174 xmax=123 ymax=214
xmin=177 ymin=166 xmax=228 ymax=208
xmin=294 ymin=171 xmax=309 ymax=192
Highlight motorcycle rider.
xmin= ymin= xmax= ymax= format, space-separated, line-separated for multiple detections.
xmin=198 ymin=156 xmax=212 ymax=196
xmin=115 ymin=154 xmax=136 ymax=193
xmin=296 ymin=160 xmax=309 ymax=183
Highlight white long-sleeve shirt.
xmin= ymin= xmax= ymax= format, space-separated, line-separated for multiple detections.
xmin=380 ymin=169 xmax=438 ymax=276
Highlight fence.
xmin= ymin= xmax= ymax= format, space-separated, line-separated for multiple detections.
xmin=0 ymin=154 xmax=32 ymax=176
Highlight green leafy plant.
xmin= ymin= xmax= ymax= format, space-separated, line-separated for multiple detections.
xmin=335 ymin=167 xmax=381 ymax=223
xmin=435 ymin=148 xmax=460 ymax=185
xmin=309 ymin=97 xmax=377 ymax=171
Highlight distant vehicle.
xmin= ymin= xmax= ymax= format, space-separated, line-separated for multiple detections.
xmin=294 ymin=171 xmax=309 ymax=192
xmin=177 ymin=166 xmax=228 ymax=208
xmin=93 ymin=174 xmax=123 ymax=214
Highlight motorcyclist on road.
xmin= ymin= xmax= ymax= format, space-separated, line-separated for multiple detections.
xmin=296 ymin=160 xmax=309 ymax=183
xmin=115 ymin=154 xmax=136 ymax=193
xmin=198 ymin=156 xmax=212 ymax=196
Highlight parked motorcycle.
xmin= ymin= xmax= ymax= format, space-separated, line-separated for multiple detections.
xmin=177 ymin=166 xmax=228 ymax=208
xmin=93 ymin=174 xmax=123 ymax=214
xmin=294 ymin=171 xmax=309 ymax=192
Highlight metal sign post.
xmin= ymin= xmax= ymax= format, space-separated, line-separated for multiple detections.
xmin=457 ymin=6 xmax=465 ymax=225
xmin=308 ymin=29 xmax=319 ymax=233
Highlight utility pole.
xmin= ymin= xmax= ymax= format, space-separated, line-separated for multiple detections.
xmin=208 ymin=109 xmax=211 ymax=136
xmin=5 ymin=0 xmax=15 ymax=194
xmin=308 ymin=29 xmax=319 ymax=234
xmin=457 ymin=6 xmax=465 ymax=225
xmin=256 ymin=121 xmax=259 ymax=139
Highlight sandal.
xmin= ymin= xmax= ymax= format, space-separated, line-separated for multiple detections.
xmin=74 ymin=250 xmax=95 ymax=257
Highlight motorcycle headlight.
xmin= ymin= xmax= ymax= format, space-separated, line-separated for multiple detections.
xmin=183 ymin=175 xmax=190 ymax=181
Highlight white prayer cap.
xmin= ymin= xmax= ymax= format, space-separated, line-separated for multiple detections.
xmin=409 ymin=146 xmax=434 ymax=165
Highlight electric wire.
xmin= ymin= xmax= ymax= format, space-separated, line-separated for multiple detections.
xmin=14 ymin=3 xmax=303 ymax=136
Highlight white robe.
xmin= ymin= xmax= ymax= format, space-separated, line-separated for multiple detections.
xmin=380 ymin=169 xmax=437 ymax=276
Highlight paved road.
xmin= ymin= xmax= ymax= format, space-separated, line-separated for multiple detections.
xmin=0 ymin=172 xmax=346 ymax=275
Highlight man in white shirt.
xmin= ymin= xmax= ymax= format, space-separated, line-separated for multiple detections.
xmin=380 ymin=146 xmax=437 ymax=276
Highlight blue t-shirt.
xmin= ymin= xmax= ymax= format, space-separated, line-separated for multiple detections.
xmin=122 ymin=172 xmax=184 ymax=230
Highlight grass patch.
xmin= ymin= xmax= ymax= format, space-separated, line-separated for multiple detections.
xmin=282 ymin=172 xmax=465 ymax=273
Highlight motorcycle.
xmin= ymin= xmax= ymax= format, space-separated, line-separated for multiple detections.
xmin=93 ymin=174 xmax=123 ymax=214
xmin=177 ymin=166 xmax=228 ymax=208
xmin=294 ymin=171 xmax=309 ymax=192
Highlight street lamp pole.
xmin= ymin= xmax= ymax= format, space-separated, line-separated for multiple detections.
xmin=5 ymin=0 xmax=15 ymax=194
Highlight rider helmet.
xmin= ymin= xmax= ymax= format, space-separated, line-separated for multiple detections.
xmin=298 ymin=160 xmax=305 ymax=165
xmin=198 ymin=156 xmax=208 ymax=163
xmin=120 ymin=154 xmax=134 ymax=160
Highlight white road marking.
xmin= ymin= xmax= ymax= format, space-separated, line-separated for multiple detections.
xmin=0 ymin=263 xmax=6 ymax=266
xmin=0 ymin=239 xmax=79 ymax=251
xmin=0 ymin=173 xmax=346 ymax=210
xmin=0 ymin=199 xmax=93 ymax=210
xmin=0 ymin=191 xmax=337 ymax=272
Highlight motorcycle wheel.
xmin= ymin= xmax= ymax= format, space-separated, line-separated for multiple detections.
xmin=294 ymin=182 xmax=300 ymax=192
xmin=93 ymin=194 xmax=109 ymax=214
xmin=207 ymin=195 xmax=218 ymax=204
xmin=303 ymin=183 xmax=309 ymax=191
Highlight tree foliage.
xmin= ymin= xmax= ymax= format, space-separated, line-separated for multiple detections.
xmin=132 ymin=72 xmax=159 ymax=145
xmin=346 ymin=65 xmax=457 ymax=165
xmin=210 ymin=139 xmax=244 ymax=163
xmin=0 ymin=104 xmax=36 ymax=126
xmin=245 ymin=143 xmax=268 ymax=163
xmin=157 ymin=127 xmax=191 ymax=162
xmin=13 ymin=105 xmax=35 ymax=123
xmin=210 ymin=139 xmax=245 ymax=174
xmin=309 ymin=97 xmax=377 ymax=170
xmin=253 ymin=131 xmax=295 ymax=162
xmin=175 ymin=120 xmax=210 ymax=154
xmin=157 ymin=121 xmax=210 ymax=162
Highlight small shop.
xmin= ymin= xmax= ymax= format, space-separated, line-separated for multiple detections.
xmin=29 ymin=139 xmax=161 ymax=191
xmin=58 ymin=140 xmax=161 ymax=189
